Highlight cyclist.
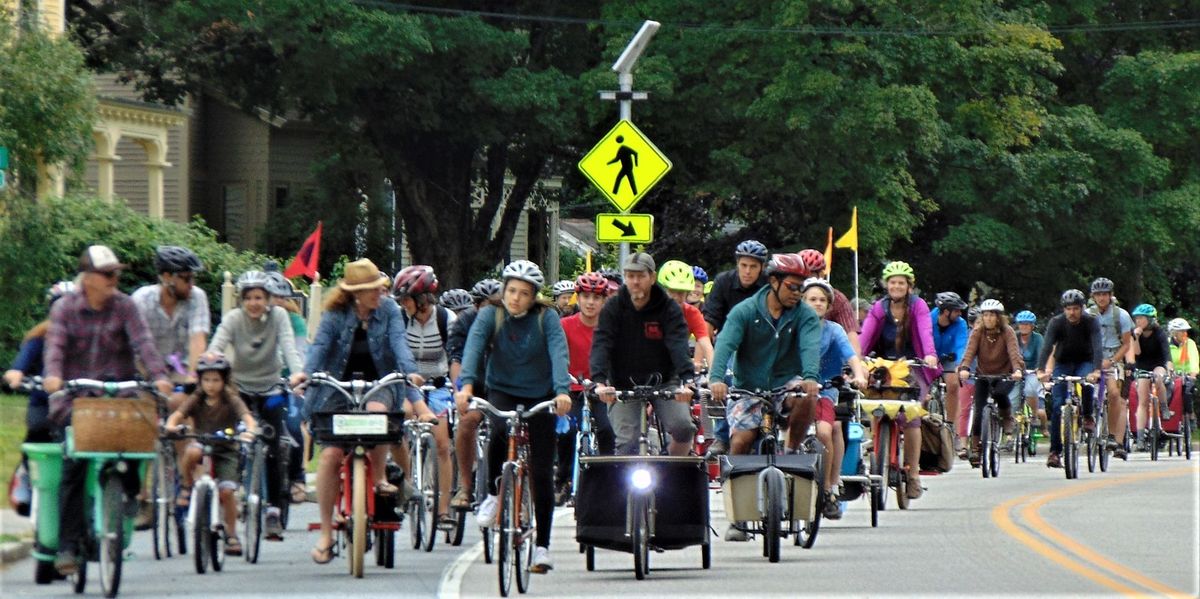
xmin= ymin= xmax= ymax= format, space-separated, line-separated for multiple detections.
xmin=209 ymin=270 xmax=307 ymax=540
xmin=931 ymin=291 xmax=969 ymax=454
xmin=1129 ymin=304 xmax=1173 ymax=450
xmin=702 ymin=239 xmax=769 ymax=455
xmin=42 ymin=245 xmax=173 ymax=575
xmin=796 ymin=248 xmax=861 ymax=353
xmin=687 ymin=265 xmax=708 ymax=308
xmin=552 ymin=280 xmax=577 ymax=316
xmin=456 ymin=260 xmax=572 ymax=574
xmin=956 ymin=300 xmax=1024 ymax=467
xmin=440 ymin=288 xmax=475 ymax=316
xmin=304 ymin=258 xmax=430 ymax=564
xmin=1014 ymin=311 xmax=1047 ymax=440
xmin=264 ymin=267 xmax=310 ymax=503
xmin=447 ymin=278 xmax=501 ymax=509
xmin=1034 ymin=290 xmax=1102 ymax=468
xmin=1087 ymin=278 xmax=1134 ymax=454
xmin=164 ymin=352 xmax=259 ymax=556
xmin=858 ymin=261 xmax=939 ymax=499
xmin=393 ymin=265 xmax=457 ymax=528
xmin=800 ymin=277 xmax=869 ymax=520
xmin=592 ymin=252 xmax=696 ymax=456
xmin=554 ymin=272 xmax=616 ymax=503
xmin=658 ymin=260 xmax=714 ymax=371
xmin=1168 ymin=318 xmax=1197 ymax=430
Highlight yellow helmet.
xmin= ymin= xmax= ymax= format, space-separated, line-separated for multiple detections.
xmin=657 ymin=260 xmax=695 ymax=293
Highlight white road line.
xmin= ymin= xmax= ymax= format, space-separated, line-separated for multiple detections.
xmin=437 ymin=538 xmax=484 ymax=599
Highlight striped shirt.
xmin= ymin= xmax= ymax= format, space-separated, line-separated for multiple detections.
xmin=405 ymin=308 xmax=455 ymax=379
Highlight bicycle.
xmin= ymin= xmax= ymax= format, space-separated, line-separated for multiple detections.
xmin=150 ymin=386 xmax=185 ymax=561
xmin=239 ymin=421 xmax=271 ymax=564
xmin=471 ymin=397 xmax=556 ymax=596
xmin=966 ymin=374 xmax=1011 ymax=479
xmin=304 ymin=372 xmax=410 ymax=578
xmin=1051 ymin=375 xmax=1091 ymax=480
xmin=1087 ymin=370 xmax=1111 ymax=473
xmin=859 ymin=358 xmax=928 ymax=510
xmin=830 ymin=378 xmax=882 ymax=528
xmin=404 ymin=416 xmax=440 ymax=553
xmin=473 ymin=411 xmax=495 ymax=564
xmin=239 ymin=380 xmax=295 ymax=532
xmin=1132 ymin=369 xmax=1182 ymax=461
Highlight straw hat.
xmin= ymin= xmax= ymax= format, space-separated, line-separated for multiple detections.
xmin=338 ymin=259 xmax=389 ymax=292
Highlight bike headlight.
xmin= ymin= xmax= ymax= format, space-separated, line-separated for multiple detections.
xmin=630 ymin=468 xmax=653 ymax=492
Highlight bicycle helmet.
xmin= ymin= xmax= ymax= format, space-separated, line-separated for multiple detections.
xmin=967 ymin=307 xmax=980 ymax=325
xmin=979 ymin=298 xmax=1005 ymax=313
xmin=598 ymin=267 xmax=623 ymax=285
xmin=439 ymin=289 xmax=474 ymax=313
xmin=502 ymin=260 xmax=545 ymax=288
xmin=1131 ymin=303 xmax=1157 ymax=319
xmin=691 ymin=265 xmax=708 ymax=284
xmin=1060 ymin=289 xmax=1086 ymax=307
xmin=881 ymin=261 xmax=915 ymax=284
xmin=1015 ymin=310 xmax=1036 ymax=324
xmin=1089 ymin=277 xmax=1114 ymax=294
xmin=766 ymin=253 xmax=807 ymax=279
xmin=392 ymin=265 xmax=438 ymax=297
xmin=935 ymin=291 xmax=967 ymax=311
xmin=470 ymin=278 xmax=502 ymax=302
xmin=263 ymin=271 xmax=293 ymax=297
xmin=551 ymin=280 xmax=576 ymax=298
xmin=1168 ymin=318 xmax=1191 ymax=332
xmin=797 ymin=249 xmax=826 ymax=275
xmin=801 ymin=277 xmax=834 ymax=300
xmin=195 ymin=352 xmax=232 ymax=375
xmin=574 ymin=272 xmax=610 ymax=296
xmin=153 ymin=245 xmax=203 ymax=273
xmin=657 ymin=260 xmax=696 ymax=293
xmin=236 ymin=270 xmax=271 ymax=295
xmin=46 ymin=280 xmax=77 ymax=305
xmin=734 ymin=239 xmax=768 ymax=262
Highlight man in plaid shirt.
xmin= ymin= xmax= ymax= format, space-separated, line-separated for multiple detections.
xmin=42 ymin=245 xmax=173 ymax=575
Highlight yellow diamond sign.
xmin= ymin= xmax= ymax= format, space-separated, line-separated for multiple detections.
xmin=595 ymin=213 xmax=653 ymax=244
xmin=578 ymin=120 xmax=672 ymax=212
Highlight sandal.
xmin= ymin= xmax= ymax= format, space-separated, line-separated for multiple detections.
xmin=374 ymin=480 xmax=400 ymax=496
xmin=224 ymin=536 xmax=243 ymax=556
xmin=176 ymin=485 xmax=193 ymax=508
xmin=290 ymin=481 xmax=307 ymax=504
xmin=436 ymin=514 xmax=457 ymax=531
xmin=310 ymin=540 xmax=335 ymax=564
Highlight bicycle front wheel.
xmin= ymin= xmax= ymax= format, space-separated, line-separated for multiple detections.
xmin=1062 ymin=405 xmax=1077 ymax=480
xmin=100 ymin=476 xmax=125 ymax=598
xmin=151 ymin=449 xmax=173 ymax=560
xmin=515 ymin=469 xmax=534 ymax=593
xmin=631 ymin=493 xmax=650 ymax=578
xmin=351 ymin=456 xmax=367 ymax=578
xmin=420 ymin=435 xmax=439 ymax=553
xmin=244 ymin=445 xmax=266 ymax=563
xmin=194 ymin=486 xmax=211 ymax=574
xmin=764 ymin=474 xmax=782 ymax=563
xmin=981 ymin=405 xmax=994 ymax=480
xmin=497 ymin=463 xmax=515 ymax=597
xmin=870 ymin=423 xmax=891 ymax=511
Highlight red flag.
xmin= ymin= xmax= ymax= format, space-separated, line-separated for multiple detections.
xmin=283 ymin=221 xmax=322 ymax=280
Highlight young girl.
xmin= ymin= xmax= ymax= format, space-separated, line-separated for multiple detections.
xmin=166 ymin=353 xmax=258 ymax=556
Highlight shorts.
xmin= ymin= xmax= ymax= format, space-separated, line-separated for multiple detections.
xmin=418 ymin=387 xmax=453 ymax=417
xmin=726 ymin=394 xmax=787 ymax=432
xmin=192 ymin=442 xmax=240 ymax=487
xmin=809 ymin=392 xmax=835 ymax=424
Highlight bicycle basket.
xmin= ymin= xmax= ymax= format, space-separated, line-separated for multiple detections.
xmin=71 ymin=397 xmax=158 ymax=453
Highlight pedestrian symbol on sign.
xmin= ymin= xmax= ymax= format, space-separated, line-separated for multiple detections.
xmin=608 ymin=136 xmax=639 ymax=196
xmin=578 ymin=120 xmax=671 ymax=213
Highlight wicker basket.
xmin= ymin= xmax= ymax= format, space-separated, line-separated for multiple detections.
xmin=72 ymin=397 xmax=158 ymax=453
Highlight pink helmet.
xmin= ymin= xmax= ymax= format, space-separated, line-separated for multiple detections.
xmin=798 ymin=249 xmax=826 ymax=276
xmin=575 ymin=272 xmax=610 ymax=296
xmin=392 ymin=265 xmax=438 ymax=297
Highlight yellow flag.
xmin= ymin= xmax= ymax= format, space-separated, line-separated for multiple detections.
xmin=834 ymin=206 xmax=858 ymax=252
xmin=823 ymin=227 xmax=834 ymax=277
xmin=585 ymin=250 xmax=592 ymax=272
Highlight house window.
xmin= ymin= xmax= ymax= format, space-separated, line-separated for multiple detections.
xmin=275 ymin=185 xmax=290 ymax=210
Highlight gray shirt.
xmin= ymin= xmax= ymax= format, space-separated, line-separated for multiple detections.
xmin=1089 ymin=303 xmax=1133 ymax=355
xmin=208 ymin=306 xmax=303 ymax=393
xmin=131 ymin=284 xmax=210 ymax=372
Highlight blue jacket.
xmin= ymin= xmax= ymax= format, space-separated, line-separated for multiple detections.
xmin=710 ymin=285 xmax=821 ymax=390
xmin=304 ymin=297 xmax=419 ymax=414
xmin=461 ymin=304 xmax=570 ymax=399
xmin=930 ymin=307 xmax=969 ymax=366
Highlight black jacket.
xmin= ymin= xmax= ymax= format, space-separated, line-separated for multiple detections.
xmin=702 ymin=269 xmax=767 ymax=333
xmin=590 ymin=283 xmax=693 ymax=388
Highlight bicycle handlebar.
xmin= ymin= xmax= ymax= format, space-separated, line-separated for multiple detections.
xmin=42 ymin=378 xmax=173 ymax=403
xmin=469 ymin=397 xmax=557 ymax=420
xmin=305 ymin=371 xmax=411 ymax=405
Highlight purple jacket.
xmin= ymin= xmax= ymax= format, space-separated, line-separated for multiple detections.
xmin=859 ymin=294 xmax=940 ymax=379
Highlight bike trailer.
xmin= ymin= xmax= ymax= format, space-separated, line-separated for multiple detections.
xmin=1127 ymin=376 xmax=1186 ymax=433
xmin=718 ymin=453 xmax=820 ymax=523
xmin=21 ymin=443 xmax=63 ymax=557
xmin=575 ymin=456 xmax=709 ymax=552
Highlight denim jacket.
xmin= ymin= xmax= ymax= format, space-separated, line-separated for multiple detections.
xmin=303 ymin=297 xmax=418 ymax=416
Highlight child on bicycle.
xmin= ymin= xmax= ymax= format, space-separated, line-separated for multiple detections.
xmin=166 ymin=353 xmax=259 ymax=556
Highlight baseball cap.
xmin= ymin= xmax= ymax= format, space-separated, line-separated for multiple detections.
xmin=78 ymin=245 xmax=128 ymax=273
xmin=622 ymin=252 xmax=656 ymax=273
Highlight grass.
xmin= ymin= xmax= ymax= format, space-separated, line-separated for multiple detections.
xmin=0 ymin=393 xmax=27 ymax=508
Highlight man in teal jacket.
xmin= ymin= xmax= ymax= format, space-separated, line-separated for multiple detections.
xmin=710 ymin=253 xmax=823 ymax=455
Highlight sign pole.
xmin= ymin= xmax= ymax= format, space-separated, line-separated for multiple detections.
xmin=617 ymin=70 xmax=633 ymax=267
xmin=609 ymin=21 xmax=659 ymax=269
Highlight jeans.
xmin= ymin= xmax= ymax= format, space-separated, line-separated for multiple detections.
xmin=1049 ymin=361 xmax=1094 ymax=454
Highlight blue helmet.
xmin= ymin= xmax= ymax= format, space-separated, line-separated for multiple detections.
xmin=734 ymin=240 xmax=768 ymax=262
xmin=1131 ymin=304 xmax=1157 ymax=319
xmin=691 ymin=265 xmax=708 ymax=284
xmin=1014 ymin=310 xmax=1036 ymax=324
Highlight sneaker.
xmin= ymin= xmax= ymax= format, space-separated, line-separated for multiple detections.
xmin=724 ymin=524 xmax=750 ymax=542
xmin=822 ymin=494 xmax=842 ymax=520
xmin=133 ymin=500 xmax=155 ymax=531
xmin=475 ymin=494 xmax=499 ymax=528
xmin=55 ymin=549 xmax=79 ymax=576
xmin=1046 ymin=452 xmax=1062 ymax=468
xmin=264 ymin=506 xmax=284 ymax=540
xmin=706 ymin=439 xmax=729 ymax=457
xmin=530 ymin=546 xmax=553 ymax=574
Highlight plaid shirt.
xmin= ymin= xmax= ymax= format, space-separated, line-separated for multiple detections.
xmin=131 ymin=284 xmax=211 ymax=371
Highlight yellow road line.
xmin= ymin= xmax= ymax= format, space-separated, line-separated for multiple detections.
xmin=992 ymin=465 xmax=1197 ymax=597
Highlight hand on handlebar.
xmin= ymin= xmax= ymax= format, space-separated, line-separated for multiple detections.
xmin=553 ymin=393 xmax=571 ymax=416
xmin=594 ymin=384 xmax=617 ymax=404
xmin=288 ymin=372 xmax=308 ymax=391
xmin=154 ymin=378 xmax=174 ymax=396
xmin=43 ymin=376 xmax=63 ymax=394
xmin=957 ymin=369 xmax=970 ymax=384
xmin=675 ymin=385 xmax=693 ymax=404
xmin=455 ymin=386 xmax=473 ymax=415
xmin=408 ymin=373 xmax=426 ymax=388
xmin=3 ymin=369 xmax=23 ymax=389
xmin=800 ymin=379 xmax=821 ymax=398
xmin=709 ymin=381 xmax=728 ymax=404
xmin=924 ymin=355 xmax=939 ymax=369
xmin=1086 ymin=371 xmax=1100 ymax=384
xmin=1012 ymin=369 xmax=1024 ymax=381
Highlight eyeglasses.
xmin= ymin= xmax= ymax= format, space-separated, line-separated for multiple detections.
xmin=94 ymin=270 xmax=120 ymax=279
xmin=173 ymin=273 xmax=195 ymax=282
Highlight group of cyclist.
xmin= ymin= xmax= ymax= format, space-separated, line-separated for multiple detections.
xmin=5 ymin=236 xmax=1197 ymax=581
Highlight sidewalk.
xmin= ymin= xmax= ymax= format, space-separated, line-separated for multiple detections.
xmin=0 ymin=508 xmax=34 ymax=565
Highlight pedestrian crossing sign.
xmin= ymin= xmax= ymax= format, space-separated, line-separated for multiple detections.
xmin=578 ymin=120 xmax=672 ymax=212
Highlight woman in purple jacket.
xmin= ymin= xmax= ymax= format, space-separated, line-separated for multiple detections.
xmin=858 ymin=261 xmax=939 ymax=499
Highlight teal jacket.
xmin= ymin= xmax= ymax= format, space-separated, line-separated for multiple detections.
xmin=460 ymin=304 xmax=571 ymax=398
xmin=710 ymin=285 xmax=822 ymax=390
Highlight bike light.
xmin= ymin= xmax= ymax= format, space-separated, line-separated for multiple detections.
xmin=630 ymin=468 xmax=653 ymax=491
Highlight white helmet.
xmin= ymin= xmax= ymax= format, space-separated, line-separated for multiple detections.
xmin=1168 ymin=318 xmax=1191 ymax=333
xmin=800 ymin=277 xmax=834 ymax=300
xmin=979 ymin=299 xmax=1005 ymax=313
xmin=236 ymin=270 xmax=271 ymax=295
xmin=502 ymin=260 xmax=545 ymax=289
xmin=551 ymin=280 xmax=575 ymax=298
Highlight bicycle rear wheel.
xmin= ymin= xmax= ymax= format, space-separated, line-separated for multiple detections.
xmin=351 ymin=456 xmax=367 ymax=578
xmin=99 ymin=476 xmax=125 ymax=598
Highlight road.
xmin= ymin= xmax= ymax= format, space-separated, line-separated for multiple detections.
xmin=3 ymin=450 xmax=1197 ymax=598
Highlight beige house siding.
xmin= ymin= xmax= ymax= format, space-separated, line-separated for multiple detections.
xmin=199 ymin=101 xmax=270 ymax=248
xmin=266 ymin=124 xmax=322 ymax=216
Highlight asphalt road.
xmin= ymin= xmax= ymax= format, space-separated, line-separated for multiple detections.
xmin=3 ymin=449 xmax=1197 ymax=598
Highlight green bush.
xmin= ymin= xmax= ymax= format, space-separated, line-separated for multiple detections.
xmin=0 ymin=194 xmax=276 ymax=365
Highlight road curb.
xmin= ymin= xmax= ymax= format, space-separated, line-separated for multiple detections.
xmin=0 ymin=539 xmax=32 ymax=564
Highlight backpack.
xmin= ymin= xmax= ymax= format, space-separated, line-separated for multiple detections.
xmin=402 ymin=305 xmax=450 ymax=347
xmin=919 ymin=412 xmax=955 ymax=473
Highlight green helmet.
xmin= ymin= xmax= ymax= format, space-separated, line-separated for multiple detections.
xmin=657 ymin=260 xmax=695 ymax=293
xmin=881 ymin=261 xmax=915 ymax=284
xmin=1131 ymin=303 xmax=1157 ymax=319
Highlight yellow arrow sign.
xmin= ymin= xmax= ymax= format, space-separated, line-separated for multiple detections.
xmin=595 ymin=213 xmax=653 ymax=244
xmin=578 ymin=120 xmax=672 ymax=212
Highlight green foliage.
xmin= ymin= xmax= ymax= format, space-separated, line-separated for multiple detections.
xmin=0 ymin=195 xmax=275 ymax=365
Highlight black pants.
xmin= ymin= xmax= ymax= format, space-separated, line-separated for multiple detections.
xmin=972 ymin=379 xmax=1014 ymax=437
xmin=485 ymin=389 xmax=556 ymax=548
xmin=58 ymin=457 xmax=139 ymax=554
xmin=242 ymin=392 xmax=288 ymax=509
xmin=554 ymin=391 xmax=616 ymax=487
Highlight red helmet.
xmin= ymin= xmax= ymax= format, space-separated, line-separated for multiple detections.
xmin=392 ymin=265 xmax=438 ymax=297
xmin=575 ymin=272 xmax=609 ymax=296
xmin=798 ymin=249 xmax=826 ymax=275
xmin=766 ymin=253 xmax=808 ymax=278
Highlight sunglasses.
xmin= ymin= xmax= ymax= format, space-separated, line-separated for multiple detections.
xmin=783 ymin=281 xmax=804 ymax=293
xmin=93 ymin=270 xmax=120 ymax=279
xmin=173 ymin=272 xmax=195 ymax=282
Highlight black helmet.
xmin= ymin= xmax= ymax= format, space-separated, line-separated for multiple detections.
xmin=598 ymin=267 xmax=623 ymax=285
xmin=734 ymin=239 xmax=768 ymax=262
xmin=469 ymin=278 xmax=502 ymax=302
xmin=196 ymin=352 xmax=231 ymax=374
xmin=934 ymin=291 xmax=967 ymax=311
xmin=966 ymin=306 xmax=980 ymax=325
xmin=1061 ymin=289 xmax=1087 ymax=307
xmin=154 ymin=246 xmax=203 ymax=274
xmin=1089 ymin=277 xmax=1114 ymax=294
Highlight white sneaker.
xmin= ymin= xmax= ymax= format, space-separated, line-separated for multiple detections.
xmin=475 ymin=494 xmax=499 ymax=528
xmin=724 ymin=524 xmax=750 ymax=542
xmin=531 ymin=546 xmax=553 ymax=573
